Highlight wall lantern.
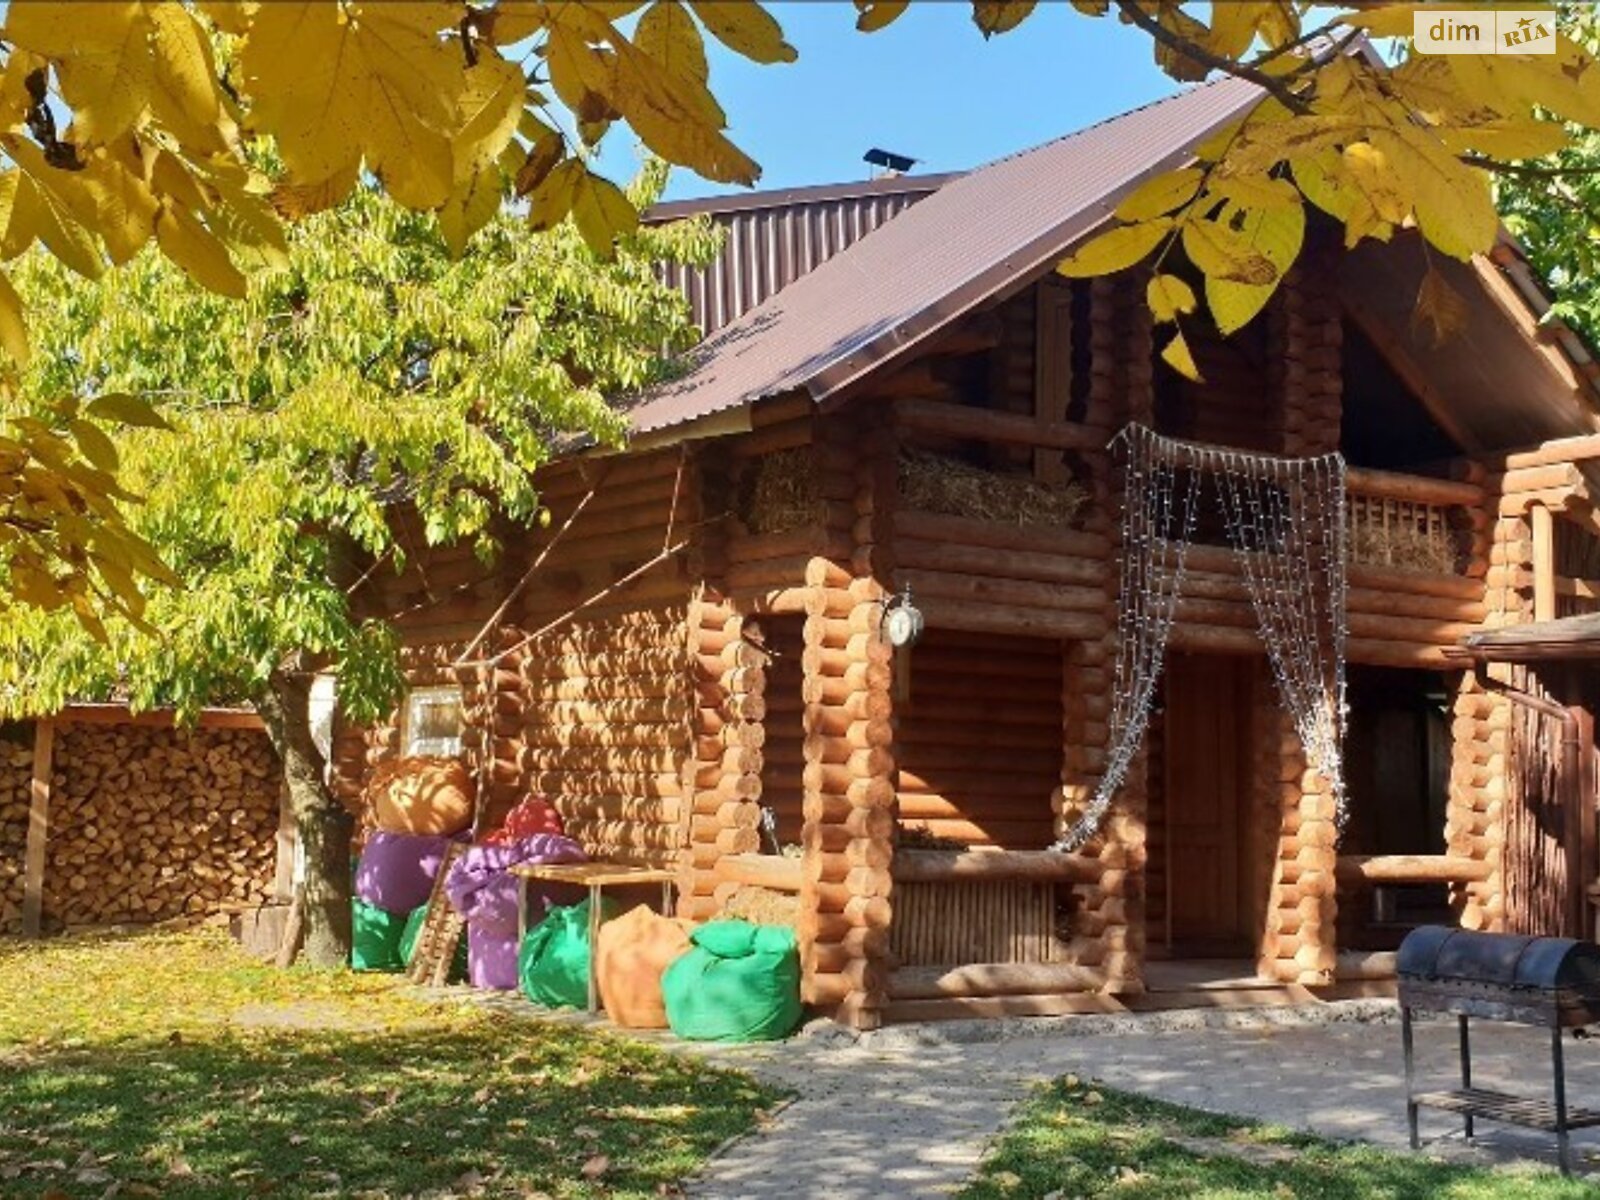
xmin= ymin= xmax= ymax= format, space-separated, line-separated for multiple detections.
xmin=878 ymin=584 xmax=924 ymax=649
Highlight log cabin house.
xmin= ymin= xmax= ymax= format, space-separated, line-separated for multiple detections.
xmin=339 ymin=75 xmax=1600 ymax=1028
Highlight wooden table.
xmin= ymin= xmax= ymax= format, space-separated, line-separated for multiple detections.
xmin=510 ymin=862 xmax=677 ymax=1013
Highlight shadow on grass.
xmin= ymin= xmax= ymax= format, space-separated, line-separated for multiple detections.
xmin=0 ymin=1016 xmax=775 ymax=1199
xmin=959 ymin=1078 xmax=1594 ymax=1200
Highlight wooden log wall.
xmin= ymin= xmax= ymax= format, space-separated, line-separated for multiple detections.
xmin=796 ymin=407 xmax=899 ymax=1029
xmin=1052 ymin=274 xmax=1150 ymax=994
xmin=0 ymin=723 xmax=281 ymax=932
xmin=894 ymin=629 xmax=1061 ymax=848
xmin=1279 ymin=247 xmax=1342 ymax=458
xmin=1457 ymin=461 xmax=1600 ymax=937
xmin=342 ymin=447 xmax=703 ymax=852
xmin=365 ymin=510 xmax=507 ymax=648
xmin=1553 ymin=514 xmax=1600 ymax=618
xmin=327 ymin=709 xmax=369 ymax=814
xmin=1449 ymin=672 xmax=1507 ymax=931
xmin=722 ymin=400 xmax=850 ymax=605
xmin=1256 ymin=701 xmax=1338 ymax=983
xmin=461 ymin=633 xmax=528 ymax=835
xmin=520 ymin=606 xmax=694 ymax=869
xmin=1453 ymin=477 xmax=1546 ymax=932
xmin=987 ymin=287 xmax=1040 ymax=475
xmin=683 ymin=601 xmax=766 ymax=916
xmin=757 ymin=615 xmax=806 ymax=847
xmin=1143 ymin=706 xmax=1168 ymax=948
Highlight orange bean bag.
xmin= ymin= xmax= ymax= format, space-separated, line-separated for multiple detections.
xmin=370 ymin=756 xmax=474 ymax=837
xmin=595 ymin=904 xmax=693 ymax=1029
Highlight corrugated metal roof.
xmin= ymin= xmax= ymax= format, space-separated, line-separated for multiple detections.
xmin=644 ymin=174 xmax=954 ymax=335
xmin=623 ymin=76 xmax=1262 ymax=435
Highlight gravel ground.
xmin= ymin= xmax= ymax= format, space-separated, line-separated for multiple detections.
xmin=446 ymin=990 xmax=1600 ymax=1197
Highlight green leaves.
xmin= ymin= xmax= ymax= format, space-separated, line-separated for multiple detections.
xmin=0 ymin=174 xmax=717 ymax=717
xmin=1495 ymin=11 xmax=1600 ymax=350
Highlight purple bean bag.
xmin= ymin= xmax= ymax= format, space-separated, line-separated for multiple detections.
xmin=445 ymin=835 xmax=587 ymax=988
xmin=468 ymin=923 xmax=521 ymax=990
xmin=355 ymin=830 xmax=455 ymax=914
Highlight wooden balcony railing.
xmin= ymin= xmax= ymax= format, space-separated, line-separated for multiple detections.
xmin=1345 ymin=466 xmax=1486 ymax=579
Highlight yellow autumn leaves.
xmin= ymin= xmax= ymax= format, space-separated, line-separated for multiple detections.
xmin=1055 ymin=2 xmax=1600 ymax=380
xmin=0 ymin=0 xmax=803 ymax=633
xmin=0 ymin=0 xmax=801 ymax=371
xmin=1 ymin=392 xmax=179 ymax=637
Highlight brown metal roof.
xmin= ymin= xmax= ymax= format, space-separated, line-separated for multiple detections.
xmin=623 ymin=76 xmax=1262 ymax=435
xmin=644 ymin=174 xmax=955 ymax=336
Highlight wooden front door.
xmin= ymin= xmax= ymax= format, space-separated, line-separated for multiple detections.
xmin=1164 ymin=653 xmax=1253 ymax=955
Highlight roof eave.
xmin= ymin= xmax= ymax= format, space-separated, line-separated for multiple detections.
xmin=810 ymin=100 xmax=1260 ymax=411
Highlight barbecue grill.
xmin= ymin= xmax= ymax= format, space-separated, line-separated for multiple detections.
xmin=1398 ymin=925 xmax=1600 ymax=1173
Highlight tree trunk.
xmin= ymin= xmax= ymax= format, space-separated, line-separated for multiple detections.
xmin=257 ymin=671 xmax=353 ymax=967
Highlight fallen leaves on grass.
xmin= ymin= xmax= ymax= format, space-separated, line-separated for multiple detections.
xmin=0 ymin=929 xmax=778 ymax=1199
xmin=959 ymin=1076 xmax=1594 ymax=1199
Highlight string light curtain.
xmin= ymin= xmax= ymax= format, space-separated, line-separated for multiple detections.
xmin=1052 ymin=423 xmax=1349 ymax=853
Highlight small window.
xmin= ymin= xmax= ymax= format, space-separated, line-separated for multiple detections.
xmin=402 ymin=685 xmax=464 ymax=757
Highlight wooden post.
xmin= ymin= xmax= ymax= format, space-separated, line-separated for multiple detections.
xmin=21 ymin=718 xmax=55 ymax=937
xmin=273 ymin=778 xmax=297 ymax=902
xmin=1532 ymin=504 xmax=1556 ymax=622
xmin=1033 ymin=278 xmax=1073 ymax=484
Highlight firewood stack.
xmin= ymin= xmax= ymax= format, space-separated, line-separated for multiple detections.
xmin=32 ymin=725 xmax=281 ymax=929
xmin=0 ymin=735 xmax=34 ymax=931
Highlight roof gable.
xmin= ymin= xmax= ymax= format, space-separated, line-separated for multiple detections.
xmin=624 ymin=75 xmax=1261 ymax=436
xmin=626 ymin=73 xmax=1599 ymax=452
xmin=643 ymin=173 xmax=955 ymax=337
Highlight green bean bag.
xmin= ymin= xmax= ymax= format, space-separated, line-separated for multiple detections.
xmin=518 ymin=897 xmax=617 ymax=1009
xmin=351 ymin=898 xmax=408 ymax=972
xmin=661 ymin=920 xmax=802 ymax=1042
xmin=398 ymin=904 xmax=469 ymax=982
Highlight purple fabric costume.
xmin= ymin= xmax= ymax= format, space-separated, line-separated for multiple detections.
xmin=354 ymin=830 xmax=456 ymax=914
xmin=445 ymin=834 xmax=587 ymax=989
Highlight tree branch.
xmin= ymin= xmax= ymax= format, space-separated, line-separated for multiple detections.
xmin=1113 ymin=1 xmax=1312 ymax=113
xmin=1463 ymin=154 xmax=1600 ymax=180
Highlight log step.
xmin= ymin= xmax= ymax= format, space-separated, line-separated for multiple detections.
xmin=881 ymin=990 xmax=1128 ymax=1023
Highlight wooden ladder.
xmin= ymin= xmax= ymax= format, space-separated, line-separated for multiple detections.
xmin=406 ymin=842 xmax=468 ymax=986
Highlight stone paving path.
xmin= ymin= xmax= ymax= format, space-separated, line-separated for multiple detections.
xmin=690 ymin=1002 xmax=1600 ymax=1198
xmin=447 ymin=991 xmax=1600 ymax=1198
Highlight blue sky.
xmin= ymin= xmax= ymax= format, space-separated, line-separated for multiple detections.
xmin=596 ymin=2 xmax=1182 ymax=201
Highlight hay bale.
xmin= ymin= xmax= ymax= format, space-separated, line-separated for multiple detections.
xmin=741 ymin=448 xmax=821 ymax=535
xmin=1349 ymin=519 xmax=1462 ymax=574
xmin=898 ymin=446 xmax=1086 ymax=528
xmin=720 ymin=885 xmax=800 ymax=927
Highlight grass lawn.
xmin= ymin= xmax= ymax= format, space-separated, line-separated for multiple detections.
xmin=0 ymin=928 xmax=779 ymax=1199
xmin=960 ymin=1075 xmax=1593 ymax=1200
